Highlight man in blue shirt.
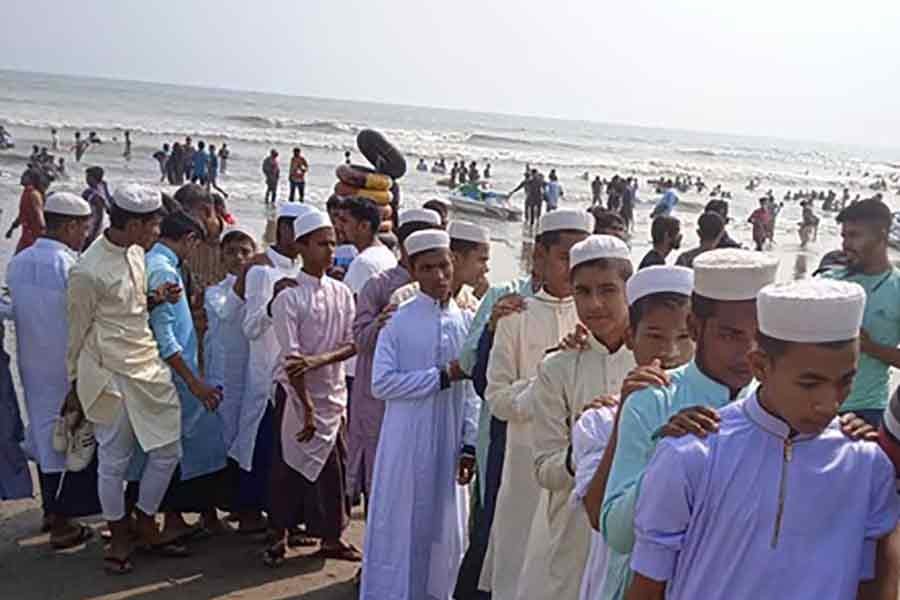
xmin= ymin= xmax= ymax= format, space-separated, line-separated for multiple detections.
xmin=191 ymin=141 xmax=209 ymax=186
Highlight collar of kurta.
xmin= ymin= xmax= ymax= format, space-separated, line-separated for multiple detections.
xmin=34 ymin=236 xmax=76 ymax=257
xmin=742 ymin=391 xmax=822 ymax=441
xmin=534 ymin=288 xmax=574 ymax=305
xmin=266 ymin=246 xmax=297 ymax=270
xmin=415 ymin=290 xmax=455 ymax=312
xmin=98 ymin=233 xmax=132 ymax=255
xmin=296 ymin=269 xmax=325 ymax=287
xmin=684 ymin=360 xmax=755 ymax=404
xmin=587 ymin=332 xmax=625 ymax=356
xmin=150 ymin=242 xmax=179 ymax=267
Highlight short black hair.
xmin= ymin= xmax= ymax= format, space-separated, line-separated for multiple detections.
xmin=836 ymin=198 xmax=891 ymax=230
xmin=341 ymin=196 xmax=381 ymax=233
xmin=326 ymin=194 xmax=343 ymax=214
xmin=109 ymin=203 xmax=166 ymax=229
xmin=45 ymin=212 xmax=90 ymax=231
xmin=160 ymin=210 xmax=207 ymax=242
xmin=221 ymin=229 xmax=256 ymax=249
xmin=85 ymin=166 xmax=104 ymax=179
xmin=423 ymin=199 xmax=449 ymax=223
xmin=398 ymin=221 xmax=439 ymax=245
xmin=539 ymin=228 xmax=589 ymax=249
xmin=756 ymin=331 xmax=854 ymax=360
xmin=651 ymin=216 xmax=680 ymax=244
xmin=591 ymin=209 xmax=626 ymax=234
xmin=705 ymin=199 xmax=729 ymax=219
xmin=629 ymin=292 xmax=690 ymax=331
xmin=570 ymin=257 xmax=633 ymax=284
xmin=173 ymin=183 xmax=212 ymax=211
xmin=697 ymin=212 xmax=725 ymax=242
xmin=450 ymin=238 xmax=484 ymax=255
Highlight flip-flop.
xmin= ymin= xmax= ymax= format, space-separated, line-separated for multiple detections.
xmin=51 ymin=524 xmax=94 ymax=550
xmin=103 ymin=556 xmax=133 ymax=576
xmin=140 ymin=541 xmax=191 ymax=558
xmin=287 ymin=532 xmax=318 ymax=548
xmin=314 ymin=542 xmax=362 ymax=562
xmin=262 ymin=545 xmax=286 ymax=568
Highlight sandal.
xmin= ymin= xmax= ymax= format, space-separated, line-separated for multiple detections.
xmin=287 ymin=531 xmax=318 ymax=548
xmin=262 ymin=544 xmax=286 ymax=568
xmin=51 ymin=524 xmax=94 ymax=550
xmin=314 ymin=542 xmax=362 ymax=562
xmin=103 ymin=555 xmax=134 ymax=576
xmin=139 ymin=541 xmax=191 ymax=558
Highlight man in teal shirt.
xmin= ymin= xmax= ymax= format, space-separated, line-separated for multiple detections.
xmin=600 ymin=249 xmax=778 ymax=600
xmin=821 ymin=198 xmax=900 ymax=426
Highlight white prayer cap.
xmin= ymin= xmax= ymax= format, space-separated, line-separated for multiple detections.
xmin=112 ymin=184 xmax=162 ymax=214
xmin=627 ymin=265 xmax=694 ymax=306
xmin=219 ymin=225 xmax=255 ymax=243
xmin=570 ymin=234 xmax=631 ymax=270
xmin=277 ymin=202 xmax=313 ymax=220
xmin=538 ymin=209 xmax=593 ymax=236
xmin=405 ymin=229 xmax=450 ymax=257
xmin=399 ymin=208 xmax=441 ymax=228
xmin=758 ymin=279 xmax=865 ymax=343
xmin=293 ymin=209 xmax=333 ymax=240
xmin=693 ymin=249 xmax=778 ymax=301
xmin=43 ymin=191 xmax=91 ymax=217
xmin=448 ymin=221 xmax=490 ymax=244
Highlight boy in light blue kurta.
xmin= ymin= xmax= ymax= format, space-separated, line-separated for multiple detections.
xmin=627 ymin=279 xmax=899 ymax=600
xmin=601 ymin=249 xmax=778 ymax=599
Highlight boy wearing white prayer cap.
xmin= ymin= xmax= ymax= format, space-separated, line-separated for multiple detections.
xmin=600 ymin=248 xmax=778 ymax=600
xmin=391 ymin=220 xmax=489 ymax=311
xmin=485 ymin=208 xmax=592 ymax=600
xmin=361 ymin=229 xmax=481 ymax=599
xmin=574 ymin=264 xmax=694 ymax=600
xmin=7 ymin=191 xmax=99 ymax=549
xmin=264 ymin=209 xmax=359 ymax=565
xmin=522 ymin=234 xmax=636 ymax=600
xmin=629 ymin=279 xmax=900 ymax=600
xmin=228 ymin=199 xmax=307 ymax=533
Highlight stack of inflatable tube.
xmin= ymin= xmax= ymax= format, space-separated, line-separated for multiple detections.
xmin=334 ymin=129 xmax=407 ymax=233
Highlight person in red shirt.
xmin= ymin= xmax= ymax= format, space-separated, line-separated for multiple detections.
xmin=289 ymin=147 xmax=309 ymax=203
xmin=6 ymin=169 xmax=49 ymax=254
xmin=748 ymin=198 xmax=772 ymax=251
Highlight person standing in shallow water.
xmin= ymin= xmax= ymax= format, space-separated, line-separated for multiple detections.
xmin=262 ymin=149 xmax=280 ymax=204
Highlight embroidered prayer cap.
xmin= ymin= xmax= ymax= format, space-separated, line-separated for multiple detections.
xmin=757 ymin=279 xmax=865 ymax=343
xmin=277 ymin=202 xmax=313 ymax=220
xmin=44 ymin=191 xmax=92 ymax=217
xmin=112 ymin=184 xmax=162 ymax=214
xmin=693 ymin=249 xmax=778 ymax=301
xmin=448 ymin=221 xmax=490 ymax=244
xmin=405 ymin=230 xmax=450 ymax=257
xmin=626 ymin=265 xmax=695 ymax=306
xmin=399 ymin=208 xmax=441 ymax=228
xmin=538 ymin=209 xmax=593 ymax=236
xmin=293 ymin=209 xmax=333 ymax=240
xmin=569 ymin=234 xmax=631 ymax=270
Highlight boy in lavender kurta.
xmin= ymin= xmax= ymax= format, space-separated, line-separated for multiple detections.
xmin=627 ymin=279 xmax=900 ymax=600
xmin=266 ymin=210 xmax=359 ymax=566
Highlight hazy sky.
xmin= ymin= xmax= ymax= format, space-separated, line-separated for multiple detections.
xmin=3 ymin=0 xmax=899 ymax=146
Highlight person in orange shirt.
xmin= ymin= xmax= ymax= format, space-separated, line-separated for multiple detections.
xmin=289 ymin=147 xmax=309 ymax=203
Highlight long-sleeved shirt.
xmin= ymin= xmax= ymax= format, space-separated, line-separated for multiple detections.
xmin=146 ymin=242 xmax=226 ymax=480
xmin=272 ymin=270 xmax=355 ymax=481
xmin=232 ymin=247 xmax=300 ymax=470
xmin=484 ymin=289 xmax=580 ymax=600
xmin=66 ymin=235 xmax=181 ymax=451
xmin=524 ymin=336 xmax=635 ymax=600
xmin=346 ymin=264 xmax=410 ymax=496
xmin=7 ymin=238 xmax=77 ymax=473
xmin=600 ymin=360 xmax=755 ymax=600
xmin=361 ymin=292 xmax=479 ymax=599
xmin=632 ymin=392 xmax=899 ymax=599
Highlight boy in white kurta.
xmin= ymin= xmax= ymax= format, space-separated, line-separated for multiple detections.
xmin=484 ymin=209 xmax=593 ymax=599
xmin=523 ymin=235 xmax=636 ymax=600
xmin=361 ymin=230 xmax=480 ymax=600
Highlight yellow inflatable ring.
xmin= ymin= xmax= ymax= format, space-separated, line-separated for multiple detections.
xmin=336 ymin=164 xmax=393 ymax=191
xmin=334 ymin=182 xmax=393 ymax=206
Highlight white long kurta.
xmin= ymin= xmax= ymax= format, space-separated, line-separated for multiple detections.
xmin=7 ymin=238 xmax=76 ymax=473
xmin=233 ymin=248 xmax=300 ymax=470
xmin=482 ymin=290 xmax=580 ymax=599
xmin=361 ymin=292 xmax=480 ymax=600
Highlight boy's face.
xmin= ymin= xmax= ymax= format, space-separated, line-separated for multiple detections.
xmin=572 ymin=264 xmax=628 ymax=343
xmin=412 ymin=249 xmax=453 ymax=302
xmin=690 ymin=300 xmax=758 ymax=392
xmin=540 ymin=232 xmax=588 ymax=297
xmin=750 ymin=340 xmax=859 ymax=434
xmin=299 ymin=227 xmax=337 ymax=273
xmin=222 ymin=239 xmax=256 ymax=276
xmin=627 ymin=302 xmax=694 ymax=369
xmin=452 ymin=243 xmax=490 ymax=288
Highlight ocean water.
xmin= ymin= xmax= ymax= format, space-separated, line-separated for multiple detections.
xmin=1 ymin=68 xmax=899 ymax=282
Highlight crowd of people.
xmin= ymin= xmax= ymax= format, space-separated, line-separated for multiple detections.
xmin=152 ymin=136 xmax=229 ymax=197
xmin=4 ymin=140 xmax=900 ymax=600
